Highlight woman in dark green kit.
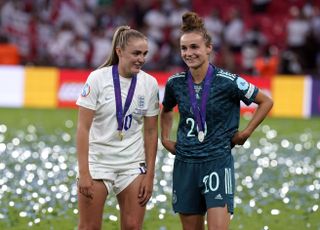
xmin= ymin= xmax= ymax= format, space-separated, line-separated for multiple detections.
xmin=160 ymin=12 xmax=273 ymax=230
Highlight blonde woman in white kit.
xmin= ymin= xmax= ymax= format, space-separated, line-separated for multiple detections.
xmin=76 ymin=25 xmax=159 ymax=230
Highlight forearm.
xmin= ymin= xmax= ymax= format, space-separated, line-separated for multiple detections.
xmin=76 ymin=126 xmax=90 ymax=176
xmin=144 ymin=131 xmax=157 ymax=177
xmin=160 ymin=109 xmax=173 ymax=141
xmin=144 ymin=116 xmax=158 ymax=177
xmin=76 ymin=107 xmax=94 ymax=176
xmin=160 ymin=108 xmax=176 ymax=153
xmin=245 ymin=96 xmax=273 ymax=134
xmin=232 ymin=92 xmax=273 ymax=146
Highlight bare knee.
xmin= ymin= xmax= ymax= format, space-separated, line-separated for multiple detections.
xmin=207 ymin=217 xmax=229 ymax=230
xmin=207 ymin=206 xmax=230 ymax=230
xmin=121 ymin=216 xmax=143 ymax=230
xmin=182 ymin=223 xmax=204 ymax=230
xmin=78 ymin=222 xmax=102 ymax=230
xmin=180 ymin=214 xmax=204 ymax=230
xmin=208 ymin=222 xmax=228 ymax=230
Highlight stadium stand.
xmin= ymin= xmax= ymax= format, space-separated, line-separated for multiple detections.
xmin=0 ymin=0 xmax=319 ymax=75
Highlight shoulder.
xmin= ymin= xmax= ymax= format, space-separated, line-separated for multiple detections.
xmin=167 ymin=71 xmax=187 ymax=83
xmin=88 ymin=66 xmax=112 ymax=81
xmin=215 ymin=67 xmax=253 ymax=91
xmin=137 ymin=70 xmax=158 ymax=86
xmin=215 ymin=67 xmax=239 ymax=82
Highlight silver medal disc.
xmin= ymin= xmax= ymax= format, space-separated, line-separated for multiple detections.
xmin=198 ymin=131 xmax=205 ymax=142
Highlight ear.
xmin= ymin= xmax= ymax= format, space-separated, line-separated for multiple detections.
xmin=206 ymin=44 xmax=213 ymax=55
xmin=115 ymin=47 xmax=122 ymax=57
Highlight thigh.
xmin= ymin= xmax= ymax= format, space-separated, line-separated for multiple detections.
xmin=207 ymin=206 xmax=231 ymax=230
xmin=78 ymin=180 xmax=108 ymax=229
xmin=172 ymin=159 xmax=206 ymax=214
xmin=202 ymin=155 xmax=235 ymax=214
xmin=117 ymin=174 xmax=146 ymax=229
xmin=179 ymin=214 xmax=205 ymax=230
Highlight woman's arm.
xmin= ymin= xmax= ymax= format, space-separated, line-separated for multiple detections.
xmin=76 ymin=106 xmax=95 ymax=198
xmin=160 ymin=107 xmax=176 ymax=154
xmin=232 ymin=91 xmax=274 ymax=146
xmin=139 ymin=115 xmax=158 ymax=206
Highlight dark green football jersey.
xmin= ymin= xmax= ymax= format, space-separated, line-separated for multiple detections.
xmin=162 ymin=65 xmax=259 ymax=161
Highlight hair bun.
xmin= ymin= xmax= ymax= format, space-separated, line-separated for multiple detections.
xmin=181 ymin=12 xmax=204 ymax=32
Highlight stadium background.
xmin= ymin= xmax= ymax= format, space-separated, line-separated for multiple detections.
xmin=0 ymin=0 xmax=320 ymax=229
xmin=1 ymin=0 xmax=320 ymax=117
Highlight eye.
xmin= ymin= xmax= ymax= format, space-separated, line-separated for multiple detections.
xmin=132 ymin=51 xmax=140 ymax=56
xmin=180 ymin=46 xmax=187 ymax=51
xmin=190 ymin=44 xmax=198 ymax=49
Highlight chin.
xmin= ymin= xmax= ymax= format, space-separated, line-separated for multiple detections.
xmin=187 ymin=63 xmax=200 ymax=69
xmin=131 ymin=70 xmax=139 ymax=75
xmin=132 ymin=67 xmax=141 ymax=74
xmin=184 ymin=60 xmax=197 ymax=67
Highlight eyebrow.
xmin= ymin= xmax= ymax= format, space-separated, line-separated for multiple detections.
xmin=132 ymin=50 xmax=149 ymax=56
xmin=181 ymin=43 xmax=199 ymax=47
xmin=132 ymin=49 xmax=148 ymax=53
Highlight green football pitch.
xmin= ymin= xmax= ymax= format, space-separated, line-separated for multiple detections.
xmin=0 ymin=108 xmax=319 ymax=230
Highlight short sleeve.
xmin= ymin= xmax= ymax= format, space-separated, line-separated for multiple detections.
xmin=235 ymin=76 xmax=259 ymax=105
xmin=145 ymin=77 xmax=160 ymax=116
xmin=76 ymin=71 xmax=100 ymax=110
xmin=162 ymin=78 xmax=177 ymax=110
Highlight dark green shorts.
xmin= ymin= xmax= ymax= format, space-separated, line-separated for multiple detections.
xmin=172 ymin=154 xmax=235 ymax=215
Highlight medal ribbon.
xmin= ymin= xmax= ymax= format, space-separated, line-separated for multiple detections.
xmin=112 ymin=65 xmax=137 ymax=132
xmin=187 ymin=65 xmax=214 ymax=133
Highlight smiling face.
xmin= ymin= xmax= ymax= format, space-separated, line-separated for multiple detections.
xmin=180 ymin=32 xmax=212 ymax=70
xmin=117 ymin=38 xmax=148 ymax=77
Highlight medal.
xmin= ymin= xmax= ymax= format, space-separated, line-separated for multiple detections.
xmin=187 ymin=65 xmax=214 ymax=143
xmin=118 ymin=131 xmax=124 ymax=141
xmin=198 ymin=131 xmax=204 ymax=142
xmin=112 ymin=65 xmax=137 ymax=141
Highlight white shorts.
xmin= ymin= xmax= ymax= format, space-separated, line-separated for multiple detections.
xmin=88 ymin=162 xmax=147 ymax=195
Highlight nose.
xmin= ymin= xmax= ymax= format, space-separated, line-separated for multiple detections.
xmin=138 ymin=54 xmax=145 ymax=63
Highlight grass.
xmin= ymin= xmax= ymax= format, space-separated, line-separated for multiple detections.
xmin=0 ymin=108 xmax=319 ymax=229
xmin=0 ymin=108 xmax=78 ymax=136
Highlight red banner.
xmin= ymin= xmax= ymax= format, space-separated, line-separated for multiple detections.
xmin=241 ymin=75 xmax=272 ymax=115
xmin=57 ymin=69 xmax=92 ymax=108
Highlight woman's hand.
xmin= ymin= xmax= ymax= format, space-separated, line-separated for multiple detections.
xmin=78 ymin=173 xmax=94 ymax=199
xmin=231 ymin=130 xmax=251 ymax=147
xmin=138 ymin=174 xmax=154 ymax=206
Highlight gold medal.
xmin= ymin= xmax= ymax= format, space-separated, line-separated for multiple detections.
xmin=118 ymin=131 xmax=124 ymax=141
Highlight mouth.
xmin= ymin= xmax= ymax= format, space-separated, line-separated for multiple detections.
xmin=134 ymin=63 xmax=143 ymax=69
xmin=132 ymin=64 xmax=142 ymax=73
xmin=185 ymin=58 xmax=196 ymax=64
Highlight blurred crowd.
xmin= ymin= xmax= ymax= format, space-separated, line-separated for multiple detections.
xmin=0 ymin=0 xmax=320 ymax=76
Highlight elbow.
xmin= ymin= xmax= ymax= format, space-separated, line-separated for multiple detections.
xmin=265 ymin=98 xmax=274 ymax=114
xmin=259 ymin=97 xmax=273 ymax=114
xmin=269 ymin=98 xmax=274 ymax=110
xmin=160 ymin=138 xmax=166 ymax=146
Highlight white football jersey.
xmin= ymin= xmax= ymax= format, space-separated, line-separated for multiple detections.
xmin=76 ymin=66 xmax=159 ymax=170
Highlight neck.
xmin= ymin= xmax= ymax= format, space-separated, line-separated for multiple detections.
xmin=117 ymin=64 xmax=132 ymax=78
xmin=190 ymin=62 xmax=210 ymax=84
